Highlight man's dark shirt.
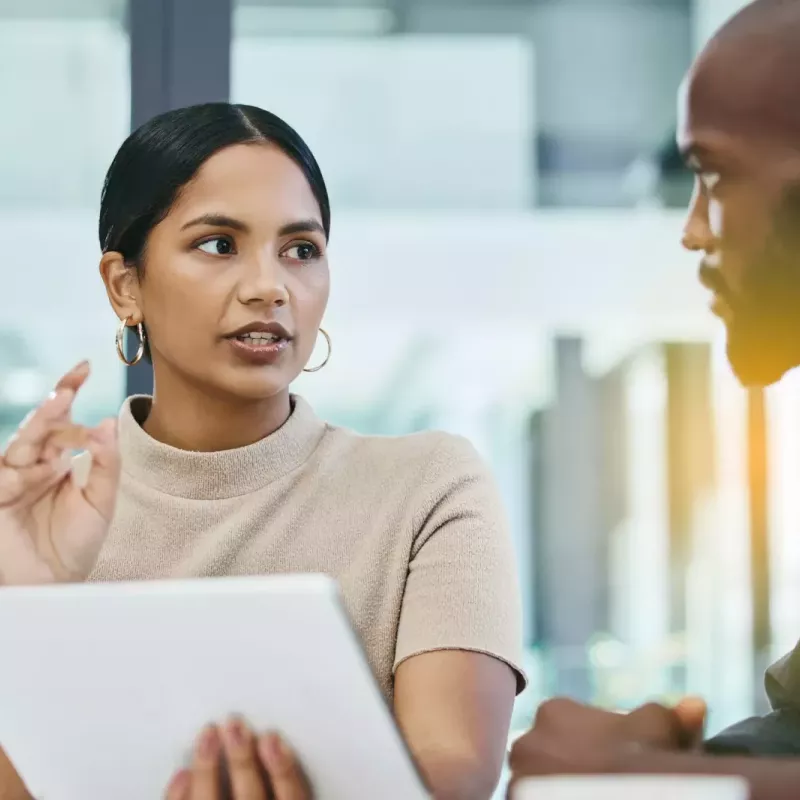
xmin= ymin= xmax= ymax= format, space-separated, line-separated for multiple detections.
xmin=705 ymin=643 xmax=800 ymax=756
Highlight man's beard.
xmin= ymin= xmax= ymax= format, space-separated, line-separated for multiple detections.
xmin=705 ymin=188 xmax=800 ymax=387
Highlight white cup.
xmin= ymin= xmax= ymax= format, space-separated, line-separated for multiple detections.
xmin=513 ymin=775 xmax=749 ymax=800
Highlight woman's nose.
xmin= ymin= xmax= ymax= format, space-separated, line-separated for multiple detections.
xmin=238 ymin=257 xmax=290 ymax=307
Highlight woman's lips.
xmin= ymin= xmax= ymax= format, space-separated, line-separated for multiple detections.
xmin=226 ymin=336 xmax=291 ymax=365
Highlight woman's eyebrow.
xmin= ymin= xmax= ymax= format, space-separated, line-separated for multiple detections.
xmin=181 ymin=213 xmax=249 ymax=232
xmin=180 ymin=215 xmax=325 ymax=238
xmin=278 ymin=219 xmax=325 ymax=237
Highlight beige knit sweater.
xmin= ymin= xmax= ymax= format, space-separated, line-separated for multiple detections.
xmin=87 ymin=396 xmax=524 ymax=700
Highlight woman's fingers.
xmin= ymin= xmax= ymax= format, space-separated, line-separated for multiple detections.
xmin=0 ymin=461 xmax=68 ymax=510
xmin=39 ymin=423 xmax=92 ymax=464
xmin=221 ymin=719 xmax=268 ymax=800
xmin=164 ymin=769 xmax=191 ymax=800
xmin=189 ymin=725 xmax=222 ymax=800
xmin=47 ymin=424 xmax=92 ymax=452
xmin=163 ymin=724 xmax=311 ymax=800
xmin=53 ymin=361 xmax=90 ymax=393
xmin=258 ymin=734 xmax=311 ymax=800
xmin=2 ymin=390 xmax=76 ymax=469
xmin=81 ymin=419 xmax=120 ymax=523
xmin=2 ymin=360 xmax=90 ymax=470
xmin=0 ymin=461 xmax=63 ymax=506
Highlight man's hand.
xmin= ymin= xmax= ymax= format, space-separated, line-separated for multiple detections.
xmin=165 ymin=719 xmax=311 ymax=800
xmin=508 ymin=697 xmax=706 ymax=791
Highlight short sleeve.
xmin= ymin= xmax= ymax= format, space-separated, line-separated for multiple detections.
xmin=393 ymin=434 xmax=527 ymax=692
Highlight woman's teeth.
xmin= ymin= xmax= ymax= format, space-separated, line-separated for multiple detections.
xmin=237 ymin=333 xmax=280 ymax=343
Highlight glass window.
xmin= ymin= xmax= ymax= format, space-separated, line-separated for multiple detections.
xmin=232 ymin=6 xmax=789 ymax=786
xmin=231 ymin=3 xmax=705 ymax=742
xmin=0 ymin=3 xmax=130 ymax=439
xmin=233 ymin=9 xmax=535 ymax=211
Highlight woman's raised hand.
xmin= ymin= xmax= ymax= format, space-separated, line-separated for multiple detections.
xmin=0 ymin=361 xmax=120 ymax=586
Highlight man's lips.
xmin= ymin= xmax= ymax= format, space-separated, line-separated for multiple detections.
xmin=698 ymin=261 xmax=734 ymax=322
xmin=709 ymin=294 xmax=733 ymax=322
xmin=698 ymin=261 xmax=725 ymax=293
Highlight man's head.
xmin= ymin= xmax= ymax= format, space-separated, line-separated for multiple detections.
xmin=678 ymin=0 xmax=800 ymax=386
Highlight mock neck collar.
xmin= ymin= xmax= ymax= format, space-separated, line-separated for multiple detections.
xmin=118 ymin=394 xmax=326 ymax=500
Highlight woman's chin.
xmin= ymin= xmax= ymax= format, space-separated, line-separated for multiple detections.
xmin=228 ymin=376 xmax=296 ymax=402
xmin=199 ymin=363 xmax=298 ymax=403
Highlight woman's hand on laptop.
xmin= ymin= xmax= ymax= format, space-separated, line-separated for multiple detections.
xmin=0 ymin=361 xmax=120 ymax=586
xmin=165 ymin=719 xmax=311 ymax=800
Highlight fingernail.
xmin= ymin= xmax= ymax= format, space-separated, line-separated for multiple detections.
xmin=259 ymin=733 xmax=284 ymax=769
xmin=167 ymin=769 xmax=190 ymax=797
xmin=277 ymin=737 xmax=292 ymax=762
xmin=197 ymin=725 xmax=219 ymax=760
xmin=225 ymin=717 xmax=248 ymax=748
xmin=75 ymin=360 xmax=90 ymax=371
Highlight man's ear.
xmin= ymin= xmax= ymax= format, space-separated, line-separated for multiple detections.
xmin=99 ymin=251 xmax=143 ymax=325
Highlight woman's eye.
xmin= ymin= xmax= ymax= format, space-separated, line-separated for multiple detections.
xmin=283 ymin=242 xmax=320 ymax=262
xmin=197 ymin=237 xmax=235 ymax=256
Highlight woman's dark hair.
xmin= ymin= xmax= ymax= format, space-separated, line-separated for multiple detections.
xmin=99 ymin=103 xmax=330 ymax=361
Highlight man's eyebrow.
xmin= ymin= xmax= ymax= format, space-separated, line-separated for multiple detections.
xmin=180 ymin=213 xmax=249 ymax=232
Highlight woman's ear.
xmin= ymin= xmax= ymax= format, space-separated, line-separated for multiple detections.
xmin=99 ymin=252 xmax=143 ymax=324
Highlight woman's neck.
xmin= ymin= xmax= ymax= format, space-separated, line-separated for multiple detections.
xmin=141 ymin=371 xmax=292 ymax=452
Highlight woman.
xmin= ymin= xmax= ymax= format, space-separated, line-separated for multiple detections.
xmin=0 ymin=103 xmax=523 ymax=799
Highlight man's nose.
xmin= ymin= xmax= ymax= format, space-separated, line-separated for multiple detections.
xmin=681 ymin=183 xmax=713 ymax=253
xmin=682 ymin=219 xmax=713 ymax=252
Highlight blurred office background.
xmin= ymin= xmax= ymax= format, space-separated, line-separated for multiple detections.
xmin=2 ymin=0 xmax=798 ymax=785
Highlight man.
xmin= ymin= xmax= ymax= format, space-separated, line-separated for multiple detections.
xmin=4 ymin=1 xmax=800 ymax=797
xmin=509 ymin=0 xmax=800 ymax=796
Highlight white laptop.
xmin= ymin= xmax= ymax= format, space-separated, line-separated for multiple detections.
xmin=0 ymin=574 xmax=430 ymax=800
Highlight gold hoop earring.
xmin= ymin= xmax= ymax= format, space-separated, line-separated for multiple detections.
xmin=303 ymin=327 xmax=331 ymax=373
xmin=115 ymin=318 xmax=146 ymax=367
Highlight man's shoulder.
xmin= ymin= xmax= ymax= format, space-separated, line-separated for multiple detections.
xmin=705 ymin=710 xmax=800 ymax=756
xmin=766 ymin=641 xmax=800 ymax=712
xmin=704 ymin=641 xmax=800 ymax=756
